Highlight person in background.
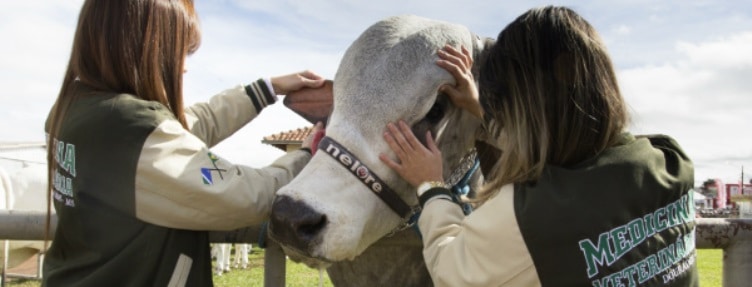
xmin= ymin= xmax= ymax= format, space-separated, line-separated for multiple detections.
xmin=43 ymin=0 xmax=325 ymax=285
xmin=380 ymin=6 xmax=697 ymax=287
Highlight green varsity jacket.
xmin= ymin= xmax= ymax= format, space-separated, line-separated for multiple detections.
xmin=43 ymin=80 xmax=311 ymax=286
xmin=419 ymin=133 xmax=697 ymax=287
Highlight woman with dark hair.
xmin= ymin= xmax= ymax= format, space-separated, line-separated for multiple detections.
xmin=44 ymin=0 xmax=324 ymax=285
xmin=381 ymin=6 xmax=697 ymax=286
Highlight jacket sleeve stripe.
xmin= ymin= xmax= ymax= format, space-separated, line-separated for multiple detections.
xmin=244 ymin=79 xmax=277 ymax=114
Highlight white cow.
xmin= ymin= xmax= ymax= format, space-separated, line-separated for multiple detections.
xmin=1 ymin=164 xmax=50 ymax=269
xmin=268 ymin=15 xmax=495 ymax=286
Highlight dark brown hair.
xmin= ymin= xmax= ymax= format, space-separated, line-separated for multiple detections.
xmin=45 ymin=0 xmax=201 ymax=245
xmin=478 ymin=6 xmax=628 ymax=201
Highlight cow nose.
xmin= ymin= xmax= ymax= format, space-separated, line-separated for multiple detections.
xmin=269 ymin=195 xmax=327 ymax=252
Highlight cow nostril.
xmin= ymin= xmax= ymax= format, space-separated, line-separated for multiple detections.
xmin=270 ymin=195 xmax=327 ymax=251
xmin=296 ymin=214 xmax=327 ymax=240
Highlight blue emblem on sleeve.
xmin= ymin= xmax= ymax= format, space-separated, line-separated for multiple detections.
xmin=201 ymin=152 xmax=227 ymax=186
xmin=201 ymin=168 xmax=214 ymax=185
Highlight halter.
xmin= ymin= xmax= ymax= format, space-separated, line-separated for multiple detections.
xmin=318 ymin=136 xmax=419 ymax=221
xmin=318 ymin=136 xmax=479 ymax=236
xmin=445 ymin=149 xmax=480 ymax=215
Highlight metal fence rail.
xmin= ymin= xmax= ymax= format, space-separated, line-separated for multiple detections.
xmin=2 ymin=211 xmax=751 ymax=286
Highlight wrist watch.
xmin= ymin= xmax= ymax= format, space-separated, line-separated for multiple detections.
xmin=417 ymin=181 xmax=447 ymax=196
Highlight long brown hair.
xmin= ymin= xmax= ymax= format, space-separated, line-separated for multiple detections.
xmin=477 ymin=6 xmax=628 ymax=201
xmin=45 ymin=0 xmax=201 ymax=245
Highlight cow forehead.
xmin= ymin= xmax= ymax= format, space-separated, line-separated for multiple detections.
xmin=332 ymin=15 xmax=474 ymax=128
xmin=337 ymin=15 xmax=473 ymax=87
xmin=357 ymin=15 xmax=474 ymax=52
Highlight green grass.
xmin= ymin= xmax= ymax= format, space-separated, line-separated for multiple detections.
xmin=3 ymin=246 xmax=332 ymax=287
xmin=5 ymin=247 xmax=722 ymax=286
xmin=697 ymin=249 xmax=722 ymax=287
xmin=211 ymin=246 xmax=333 ymax=287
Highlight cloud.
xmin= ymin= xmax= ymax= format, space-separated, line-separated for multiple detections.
xmin=619 ymin=31 xmax=752 ymax=184
xmin=678 ymin=32 xmax=752 ymax=69
xmin=0 ymin=1 xmax=82 ymax=140
xmin=612 ymin=25 xmax=632 ymax=35
xmin=1 ymin=0 xmax=750 ymax=181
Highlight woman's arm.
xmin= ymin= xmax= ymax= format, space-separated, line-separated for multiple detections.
xmin=380 ymin=121 xmax=539 ymax=286
xmin=184 ymin=82 xmax=265 ymax=147
xmin=132 ymin=118 xmax=313 ymax=231
xmin=185 ymin=71 xmax=326 ymax=147
xmin=419 ymin=185 xmax=540 ymax=286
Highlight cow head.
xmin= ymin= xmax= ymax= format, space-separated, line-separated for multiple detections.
xmin=269 ymin=15 xmax=495 ymax=268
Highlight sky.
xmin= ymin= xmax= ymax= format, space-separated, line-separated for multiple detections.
xmin=0 ymin=0 xmax=750 ymax=187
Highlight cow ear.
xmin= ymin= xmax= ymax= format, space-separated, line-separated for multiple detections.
xmin=283 ymin=80 xmax=334 ymax=126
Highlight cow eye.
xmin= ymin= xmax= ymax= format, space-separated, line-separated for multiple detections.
xmin=409 ymin=95 xmax=447 ymax=146
xmin=425 ymin=95 xmax=446 ymax=124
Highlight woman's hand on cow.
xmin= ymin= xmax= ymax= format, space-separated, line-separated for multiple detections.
xmin=379 ymin=121 xmax=444 ymax=188
xmin=301 ymin=122 xmax=325 ymax=152
xmin=436 ymin=45 xmax=483 ymax=119
xmin=270 ymin=70 xmax=326 ymax=95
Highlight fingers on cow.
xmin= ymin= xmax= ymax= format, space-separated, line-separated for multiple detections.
xmin=270 ymin=70 xmax=326 ymax=95
xmin=380 ymin=121 xmax=444 ymax=187
xmin=436 ymin=45 xmax=483 ymax=119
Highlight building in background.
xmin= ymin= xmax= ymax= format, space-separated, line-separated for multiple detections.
xmin=699 ymin=178 xmax=728 ymax=209
xmin=728 ymin=181 xmax=752 ymax=219
xmin=261 ymin=126 xmax=313 ymax=152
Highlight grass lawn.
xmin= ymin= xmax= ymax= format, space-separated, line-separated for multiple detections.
xmin=3 ymin=246 xmax=333 ymax=287
xmin=5 ymin=247 xmax=722 ymax=286
xmin=211 ymin=246 xmax=333 ymax=287
xmin=697 ymin=248 xmax=722 ymax=287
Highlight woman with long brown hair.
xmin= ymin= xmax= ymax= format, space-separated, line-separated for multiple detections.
xmin=381 ymin=6 xmax=697 ymax=286
xmin=44 ymin=0 xmax=324 ymax=285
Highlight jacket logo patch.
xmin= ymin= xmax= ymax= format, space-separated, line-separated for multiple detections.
xmin=201 ymin=152 xmax=226 ymax=186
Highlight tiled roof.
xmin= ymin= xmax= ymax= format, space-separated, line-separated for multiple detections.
xmin=262 ymin=126 xmax=313 ymax=151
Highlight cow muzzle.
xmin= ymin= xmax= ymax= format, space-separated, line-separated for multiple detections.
xmin=268 ymin=194 xmax=327 ymax=255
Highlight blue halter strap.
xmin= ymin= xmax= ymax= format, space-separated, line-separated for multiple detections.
xmin=452 ymin=157 xmax=480 ymax=215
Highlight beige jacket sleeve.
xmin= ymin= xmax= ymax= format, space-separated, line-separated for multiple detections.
xmin=418 ymin=184 xmax=541 ymax=286
xmin=184 ymin=81 xmax=273 ymax=147
xmin=134 ymin=118 xmax=310 ymax=230
xmin=132 ymin=81 xmax=309 ymax=231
